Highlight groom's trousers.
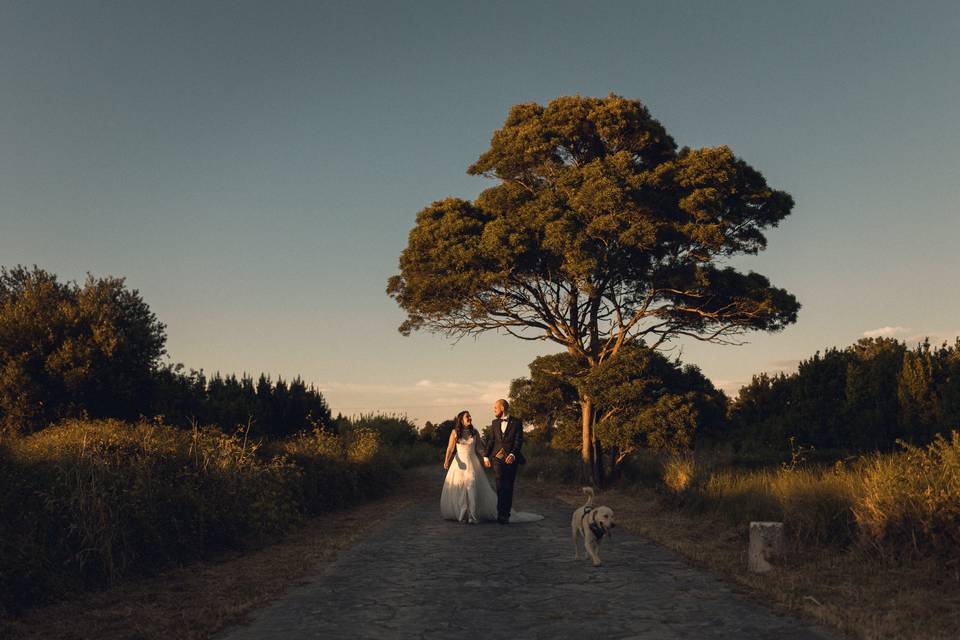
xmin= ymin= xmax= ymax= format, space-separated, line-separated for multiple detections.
xmin=493 ymin=461 xmax=518 ymax=520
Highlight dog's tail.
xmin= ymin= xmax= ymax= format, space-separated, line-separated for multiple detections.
xmin=581 ymin=486 xmax=594 ymax=507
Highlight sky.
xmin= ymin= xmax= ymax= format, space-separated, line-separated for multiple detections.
xmin=2 ymin=1 xmax=958 ymax=425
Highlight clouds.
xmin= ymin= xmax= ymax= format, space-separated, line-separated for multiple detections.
xmin=317 ymin=379 xmax=510 ymax=423
xmin=862 ymin=326 xmax=960 ymax=344
xmin=862 ymin=326 xmax=910 ymax=338
xmin=905 ymin=330 xmax=960 ymax=344
xmin=712 ymin=379 xmax=745 ymax=397
xmin=768 ymin=359 xmax=801 ymax=370
xmin=711 ymin=357 xmax=802 ymax=399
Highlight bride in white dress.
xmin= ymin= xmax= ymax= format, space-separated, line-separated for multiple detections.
xmin=440 ymin=411 xmax=542 ymax=524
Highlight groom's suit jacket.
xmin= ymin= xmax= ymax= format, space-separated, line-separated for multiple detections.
xmin=484 ymin=416 xmax=526 ymax=465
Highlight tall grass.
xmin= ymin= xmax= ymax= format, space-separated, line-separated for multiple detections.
xmin=854 ymin=432 xmax=960 ymax=556
xmin=676 ymin=465 xmax=858 ymax=546
xmin=0 ymin=417 xmax=430 ymax=614
xmin=531 ymin=432 xmax=960 ymax=558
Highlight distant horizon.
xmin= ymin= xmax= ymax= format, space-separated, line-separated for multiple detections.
xmin=155 ymin=327 xmax=960 ymax=426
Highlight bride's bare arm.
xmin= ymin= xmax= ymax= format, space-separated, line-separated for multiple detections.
xmin=474 ymin=433 xmax=487 ymax=461
xmin=443 ymin=429 xmax=457 ymax=468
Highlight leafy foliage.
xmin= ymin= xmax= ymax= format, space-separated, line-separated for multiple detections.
xmin=729 ymin=337 xmax=960 ymax=454
xmin=150 ymin=367 xmax=332 ymax=439
xmin=0 ymin=266 xmax=166 ymax=432
xmin=388 ymin=94 xmax=799 ymax=357
xmin=510 ymin=343 xmax=726 ymax=459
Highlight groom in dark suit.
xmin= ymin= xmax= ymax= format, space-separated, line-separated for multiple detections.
xmin=483 ymin=399 xmax=526 ymax=524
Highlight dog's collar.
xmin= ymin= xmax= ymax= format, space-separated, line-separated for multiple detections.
xmin=589 ymin=521 xmax=607 ymax=540
xmin=581 ymin=506 xmax=607 ymax=540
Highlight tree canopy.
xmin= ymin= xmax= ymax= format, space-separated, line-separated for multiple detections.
xmin=729 ymin=336 xmax=960 ymax=454
xmin=388 ymin=94 xmax=798 ymax=361
xmin=510 ymin=343 xmax=726 ymax=460
xmin=0 ymin=265 xmax=166 ymax=431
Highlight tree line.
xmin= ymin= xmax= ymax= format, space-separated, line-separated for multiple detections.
xmin=728 ymin=336 xmax=960 ymax=454
xmin=7 ymin=263 xmax=958 ymax=463
xmin=0 ymin=265 xmax=331 ymax=438
xmin=502 ymin=335 xmax=960 ymax=466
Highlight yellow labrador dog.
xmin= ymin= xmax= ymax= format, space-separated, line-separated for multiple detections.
xmin=571 ymin=487 xmax=615 ymax=566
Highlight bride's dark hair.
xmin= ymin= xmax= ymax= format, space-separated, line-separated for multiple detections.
xmin=453 ymin=410 xmax=474 ymax=441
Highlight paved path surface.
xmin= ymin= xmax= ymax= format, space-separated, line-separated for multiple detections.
xmin=219 ymin=469 xmax=835 ymax=639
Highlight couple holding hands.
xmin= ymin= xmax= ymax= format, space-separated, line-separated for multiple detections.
xmin=440 ymin=399 xmax=541 ymax=524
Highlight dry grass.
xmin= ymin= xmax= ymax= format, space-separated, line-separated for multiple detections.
xmin=0 ymin=470 xmax=434 ymax=640
xmin=530 ymin=480 xmax=960 ymax=640
xmin=0 ymin=418 xmax=427 ymax=611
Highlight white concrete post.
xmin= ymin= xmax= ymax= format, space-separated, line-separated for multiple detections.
xmin=748 ymin=521 xmax=784 ymax=573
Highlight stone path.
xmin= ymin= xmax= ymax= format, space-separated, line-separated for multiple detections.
xmin=219 ymin=469 xmax=835 ymax=639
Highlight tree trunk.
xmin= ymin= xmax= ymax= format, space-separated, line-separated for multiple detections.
xmin=592 ymin=436 xmax=605 ymax=490
xmin=580 ymin=396 xmax=604 ymax=487
xmin=607 ymin=445 xmax=620 ymax=483
xmin=580 ymin=397 xmax=595 ymax=485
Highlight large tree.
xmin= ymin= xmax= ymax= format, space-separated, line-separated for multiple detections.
xmin=0 ymin=265 xmax=167 ymax=432
xmin=388 ymin=95 xmax=799 ymax=483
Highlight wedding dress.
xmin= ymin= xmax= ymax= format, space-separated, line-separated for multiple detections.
xmin=440 ymin=433 xmax=542 ymax=523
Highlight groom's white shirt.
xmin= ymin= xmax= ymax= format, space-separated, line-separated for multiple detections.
xmin=483 ymin=415 xmax=511 ymax=465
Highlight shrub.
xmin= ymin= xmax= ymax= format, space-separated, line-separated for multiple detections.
xmin=854 ymin=432 xmax=960 ymax=557
xmin=0 ymin=417 xmax=417 ymax=614
xmin=610 ymin=448 xmax=666 ymax=486
xmin=523 ymin=442 xmax=582 ymax=483
xmin=344 ymin=426 xmax=381 ymax=462
xmin=282 ymin=425 xmax=345 ymax=459
xmin=346 ymin=413 xmax=417 ymax=449
xmin=662 ymin=455 xmax=695 ymax=495
xmin=0 ymin=267 xmax=166 ymax=433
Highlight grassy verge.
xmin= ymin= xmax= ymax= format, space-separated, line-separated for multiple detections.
xmin=0 ymin=418 xmax=438 ymax=615
xmin=0 ymin=469 xmax=435 ymax=640
xmin=524 ymin=437 xmax=960 ymax=640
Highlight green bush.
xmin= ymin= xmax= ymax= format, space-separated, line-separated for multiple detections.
xmin=523 ymin=442 xmax=582 ymax=483
xmin=275 ymin=426 xmax=396 ymax=515
xmin=0 ymin=417 xmax=426 ymax=615
xmin=346 ymin=413 xmax=418 ymax=449
xmin=614 ymin=448 xmax=668 ymax=486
